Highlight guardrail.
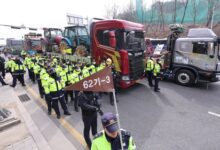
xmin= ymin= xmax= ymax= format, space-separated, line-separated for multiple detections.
xmin=47 ymin=52 xmax=91 ymax=64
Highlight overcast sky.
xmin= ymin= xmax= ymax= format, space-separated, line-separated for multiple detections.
xmin=0 ymin=0 xmax=154 ymax=40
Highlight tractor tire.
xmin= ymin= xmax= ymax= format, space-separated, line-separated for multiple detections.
xmin=175 ymin=69 xmax=195 ymax=86
xmin=41 ymin=40 xmax=46 ymax=53
xmin=59 ymin=40 xmax=69 ymax=54
xmin=75 ymin=45 xmax=87 ymax=56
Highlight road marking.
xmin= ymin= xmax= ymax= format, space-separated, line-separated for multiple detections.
xmin=25 ymin=85 xmax=87 ymax=148
xmin=208 ymin=111 xmax=220 ymax=118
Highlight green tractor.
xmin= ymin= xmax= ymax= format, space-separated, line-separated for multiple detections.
xmin=59 ymin=25 xmax=90 ymax=56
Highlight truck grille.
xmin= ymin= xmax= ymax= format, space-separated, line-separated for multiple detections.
xmin=128 ymin=51 xmax=145 ymax=80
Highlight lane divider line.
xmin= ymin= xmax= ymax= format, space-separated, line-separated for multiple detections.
xmin=25 ymin=85 xmax=87 ymax=148
xmin=208 ymin=111 xmax=220 ymax=118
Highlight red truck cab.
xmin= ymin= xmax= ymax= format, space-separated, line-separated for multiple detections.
xmin=90 ymin=19 xmax=145 ymax=88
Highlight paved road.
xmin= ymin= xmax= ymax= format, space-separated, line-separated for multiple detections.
xmin=13 ymin=74 xmax=220 ymax=150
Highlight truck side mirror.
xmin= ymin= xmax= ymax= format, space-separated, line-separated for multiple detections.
xmin=109 ymin=31 xmax=116 ymax=48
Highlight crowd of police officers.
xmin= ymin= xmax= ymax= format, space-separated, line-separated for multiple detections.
xmin=4 ymin=53 xmax=111 ymax=117
xmin=0 ymin=51 xmax=165 ymax=149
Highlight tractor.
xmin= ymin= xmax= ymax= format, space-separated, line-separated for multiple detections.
xmin=41 ymin=28 xmax=63 ymax=53
xmin=59 ymin=25 xmax=90 ymax=56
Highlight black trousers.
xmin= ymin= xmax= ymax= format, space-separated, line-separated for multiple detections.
xmin=74 ymin=91 xmax=79 ymax=110
xmin=37 ymin=79 xmax=44 ymax=98
xmin=1 ymin=67 xmax=5 ymax=78
xmin=82 ymin=113 xmax=97 ymax=148
xmin=64 ymin=90 xmax=74 ymax=104
xmin=0 ymin=75 xmax=6 ymax=85
xmin=154 ymin=76 xmax=160 ymax=91
xmin=29 ymin=70 xmax=35 ymax=83
xmin=58 ymin=93 xmax=69 ymax=113
xmin=45 ymin=94 xmax=52 ymax=113
xmin=51 ymin=98 xmax=60 ymax=117
xmin=147 ymin=70 xmax=154 ymax=87
xmin=12 ymin=74 xmax=25 ymax=87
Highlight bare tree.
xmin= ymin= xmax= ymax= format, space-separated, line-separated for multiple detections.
xmin=116 ymin=3 xmax=136 ymax=22
xmin=104 ymin=3 xmax=120 ymax=19
xmin=206 ymin=0 xmax=220 ymax=27
xmin=213 ymin=1 xmax=220 ymax=27
xmin=173 ymin=0 xmax=177 ymax=23
xmin=147 ymin=0 xmax=156 ymax=32
xmin=192 ymin=1 xmax=197 ymax=25
xmin=148 ymin=0 xmax=156 ymax=24
xmin=157 ymin=1 xmax=165 ymax=31
xmin=181 ymin=0 xmax=188 ymax=24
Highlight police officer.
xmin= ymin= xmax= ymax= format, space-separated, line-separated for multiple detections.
xmin=24 ymin=55 xmax=32 ymax=79
xmin=28 ymin=58 xmax=36 ymax=83
xmin=5 ymin=57 xmax=14 ymax=75
xmin=48 ymin=70 xmax=71 ymax=118
xmin=10 ymin=58 xmax=26 ymax=87
xmin=89 ymin=62 xmax=96 ymax=75
xmin=34 ymin=63 xmax=44 ymax=98
xmin=153 ymin=59 xmax=162 ymax=92
xmin=91 ymin=112 xmax=136 ymax=150
xmin=82 ymin=63 xmax=91 ymax=78
xmin=20 ymin=49 xmax=27 ymax=59
xmin=60 ymin=64 xmax=74 ymax=104
xmin=72 ymin=67 xmax=83 ymax=112
xmin=146 ymin=56 xmax=154 ymax=87
xmin=78 ymin=91 xmax=102 ymax=149
xmin=41 ymin=69 xmax=52 ymax=115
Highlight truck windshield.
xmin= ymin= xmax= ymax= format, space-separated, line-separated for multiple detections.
xmin=125 ymin=31 xmax=145 ymax=51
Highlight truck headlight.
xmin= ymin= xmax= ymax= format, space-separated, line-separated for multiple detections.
xmin=122 ymin=75 xmax=130 ymax=81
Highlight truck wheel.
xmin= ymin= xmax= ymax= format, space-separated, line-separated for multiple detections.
xmin=175 ymin=69 xmax=195 ymax=86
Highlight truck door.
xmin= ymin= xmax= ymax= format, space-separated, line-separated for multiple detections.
xmin=191 ymin=41 xmax=216 ymax=71
xmin=174 ymin=40 xmax=216 ymax=71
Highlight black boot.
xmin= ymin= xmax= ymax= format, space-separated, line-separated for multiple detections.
xmin=75 ymin=107 xmax=79 ymax=112
xmin=64 ymin=111 xmax=71 ymax=115
xmin=10 ymin=85 xmax=15 ymax=88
